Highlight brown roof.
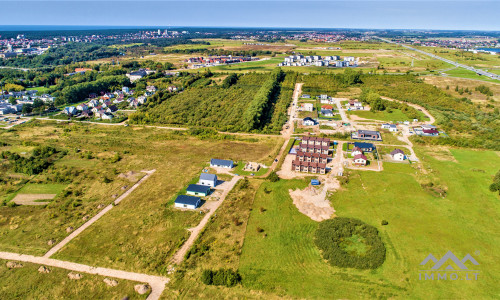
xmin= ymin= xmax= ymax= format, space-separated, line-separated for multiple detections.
xmin=292 ymin=159 xmax=326 ymax=168
xmin=299 ymin=143 xmax=330 ymax=150
xmin=302 ymin=136 xmax=330 ymax=143
xmin=295 ymin=151 xmax=328 ymax=159
xmin=354 ymin=154 xmax=367 ymax=161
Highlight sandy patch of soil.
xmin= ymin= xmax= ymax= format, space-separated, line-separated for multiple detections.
xmin=118 ymin=171 xmax=143 ymax=182
xmin=12 ymin=194 xmax=55 ymax=205
xmin=423 ymin=146 xmax=458 ymax=162
xmin=289 ymin=177 xmax=338 ymax=222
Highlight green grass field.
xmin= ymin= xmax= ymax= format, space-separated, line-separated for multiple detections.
xmin=239 ymin=179 xmax=399 ymax=298
xmin=347 ymin=108 xmax=425 ymax=122
xmin=16 ymin=183 xmax=67 ymax=195
xmin=0 ymin=259 xmax=147 ymax=299
xmin=444 ymin=68 xmax=500 ymax=83
xmin=0 ymin=121 xmax=281 ymax=263
xmin=232 ymin=162 xmax=269 ymax=177
xmin=236 ymin=147 xmax=500 ymax=299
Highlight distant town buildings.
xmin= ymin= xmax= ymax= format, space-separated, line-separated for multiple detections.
xmin=186 ymin=55 xmax=260 ymax=68
xmin=278 ymin=54 xmax=358 ymax=67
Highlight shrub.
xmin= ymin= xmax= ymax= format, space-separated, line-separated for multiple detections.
xmin=266 ymin=171 xmax=279 ymax=182
xmin=381 ymin=220 xmax=389 ymax=226
xmin=201 ymin=269 xmax=241 ymax=287
xmin=314 ymin=217 xmax=386 ymax=269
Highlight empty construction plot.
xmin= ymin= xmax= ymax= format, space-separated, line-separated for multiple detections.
xmin=12 ymin=194 xmax=56 ymax=205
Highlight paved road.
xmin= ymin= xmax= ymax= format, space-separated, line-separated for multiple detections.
xmin=171 ymin=175 xmax=241 ymax=265
xmin=376 ymin=37 xmax=500 ymax=81
xmin=0 ymin=251 xmax=169 ymax=300
xmin=44 ymin=170 xmax=156 ymax=258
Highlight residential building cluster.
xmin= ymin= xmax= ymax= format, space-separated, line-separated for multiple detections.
xmin=186 ymin=56 xmax=260 ymax=68
xmin=174 ymin=158 xmax=234 ymax=210
xmin=348 ymin=142 xmax=376 ymax=166
xmin=278 ymin=54 xmax=357 ymax=67
xmin=291 ymin=137 xmax=331 ymax=174
xmin=62 ymin=85 xmax=157 ymax=119
xmin=0 ymin=90 xmax=55 ymax=115
xmin=126 ymin=68 xmax=156 ymax=82
xmin=413 ymin=124 xmax=440 ymax=136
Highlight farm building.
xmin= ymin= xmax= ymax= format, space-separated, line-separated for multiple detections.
xmin=199 ymin=173 xmax=218 ymax=187
xmin=301 ymin=94 xmax=311 ymax=98
xmin=390 ymin=149 xmax=406 ymax=161
xmin=186 ymin=184 xmax=211 ymax=197
xmin=174 ymin=195 xmax=201 ymax=209
xmin=210 ymin=158 xmax=233 ymax=169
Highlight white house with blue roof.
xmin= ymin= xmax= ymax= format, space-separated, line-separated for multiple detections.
xmin=199 ymin=173 xmax=217 ymax=187
xmin=186 ymin=184 xmax=211 ymax=197
xmin=174 ymin=195 xmax=201 ymax=209
xmin=210 ymin=158 xmax=233 ymax=169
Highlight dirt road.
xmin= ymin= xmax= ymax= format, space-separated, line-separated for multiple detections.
xmin=380 ymin=96 xmax=435 ymax=124
xmin=0 ymin=251 xmax=168 ymax=300
xmin=171 ymin=175 xmax=241 ymax=265
xmin=258 ymin=82 xmax=303 ymax=178
xmin=43 ymin=170 xmax=156 ymax=258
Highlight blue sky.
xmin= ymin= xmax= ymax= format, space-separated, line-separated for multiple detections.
xmin=0 ymin=1 xmax=499 ymax=31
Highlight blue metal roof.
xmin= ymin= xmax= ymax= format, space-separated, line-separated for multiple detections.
xmin=200 ymin=173 xmax=217 ymax=181
xmin=354 ymin=142 xmax=375 ymax=149
xmin=187 ymin=184 xmax=210 ymax=194
xmin=210 ymin=159 xmax=233 ymax=167
xmin=175 ymin=195 xmax=201 ymax=206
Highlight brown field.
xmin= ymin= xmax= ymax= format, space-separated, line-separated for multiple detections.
xmin=421 ymin=75 xmax=500 ymax=106
xmin=12 ymin=194 xmax=56 ymax=205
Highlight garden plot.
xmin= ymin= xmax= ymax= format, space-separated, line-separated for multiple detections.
xmin=12 ymin=194 xmax=56 ymax=205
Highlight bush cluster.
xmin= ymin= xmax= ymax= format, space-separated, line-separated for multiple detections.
xmin=201 ymin=268 xmax=241 ymax=287
xmin=314 ymin=217 xmax=386 ymax=269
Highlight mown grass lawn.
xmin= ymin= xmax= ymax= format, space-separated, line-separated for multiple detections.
xmin=347 ymin=108 xmax=426 ymax=122
xmin=16 ymin=183 xmax=67 ymax=195
xmin=237 ymin=147 xmax=500 ymax=299
xmin=0 ymin=259 xmax=147 ymax=300
xmin=239 ymin=179 xmax=400 ymax=299
xmin=331 ymin=148 xmax=500 ymax=299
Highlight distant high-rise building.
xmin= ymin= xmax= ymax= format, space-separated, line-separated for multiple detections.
xmin=6 ymin=43 xmax=12 ymax=52
xmin=158 ymin=29 xmax=161 ymax=35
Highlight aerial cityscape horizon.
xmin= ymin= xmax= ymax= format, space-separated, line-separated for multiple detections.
xmin=0 ymin=1 xmax=499 ymax=299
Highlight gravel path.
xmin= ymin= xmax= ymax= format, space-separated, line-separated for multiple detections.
xmin=43 ymin=170 xmax=156 ymax=258
xmin=0 ymin=251 xmax=168 ymax=300
xmin=171 ymin=175 xmax=241 ymax=265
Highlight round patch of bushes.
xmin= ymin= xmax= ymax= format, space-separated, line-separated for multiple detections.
xmin=314 ymin=217 xmax=386 ymax=269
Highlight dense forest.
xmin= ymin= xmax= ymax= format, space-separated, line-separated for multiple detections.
xmin=129 ymin=69 xmax=293 ymax=133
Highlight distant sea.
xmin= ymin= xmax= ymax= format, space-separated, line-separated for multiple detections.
xmin=477 ymin=48 xmax=500 ymax=53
